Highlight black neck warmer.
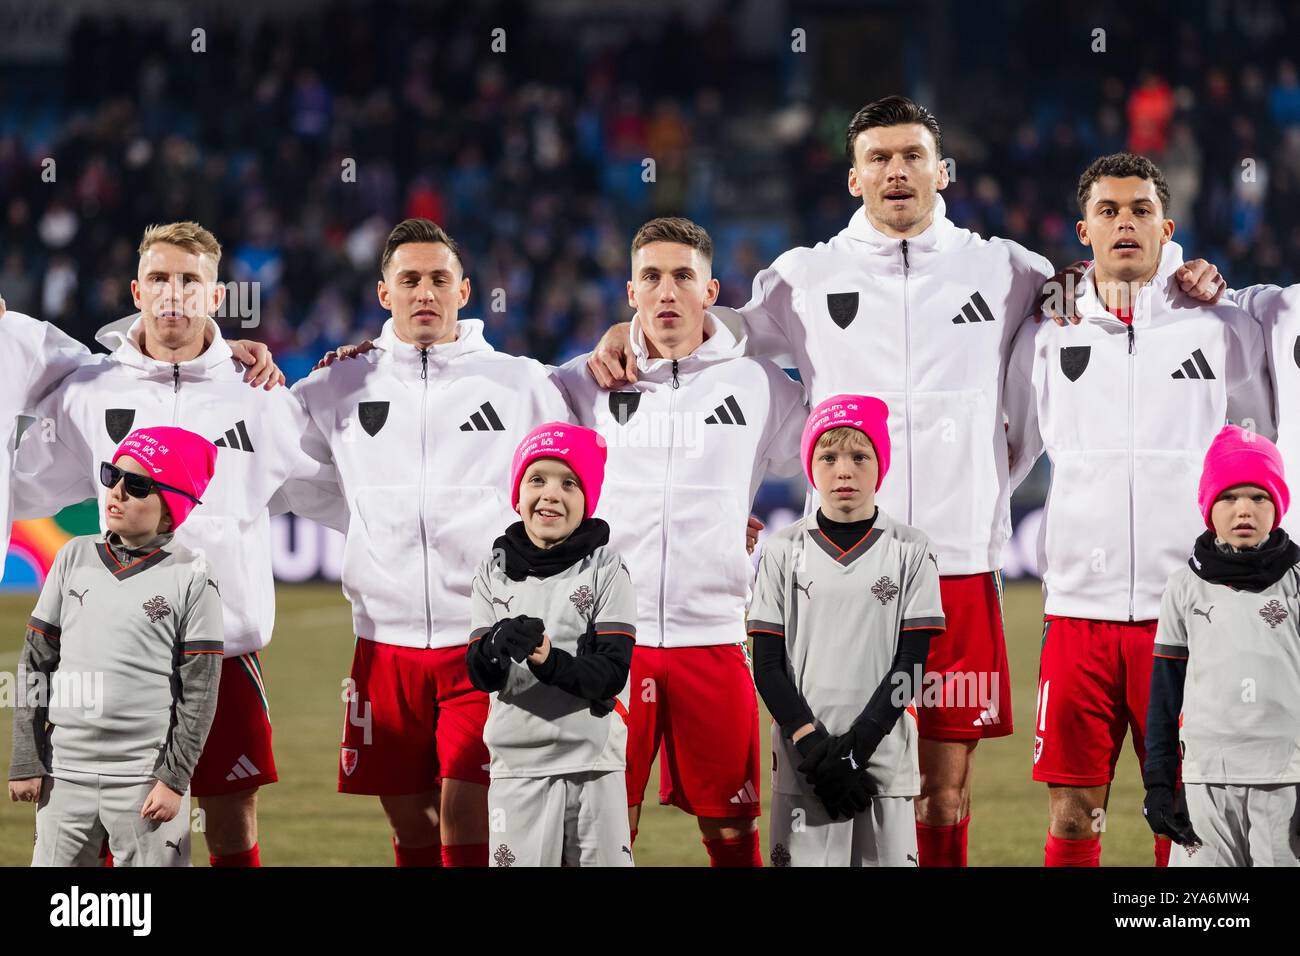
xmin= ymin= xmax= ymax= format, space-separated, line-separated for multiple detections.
xmin=1189 ymin=527 xmax=1300 ymax=592
xmin=495 ymin=518 xmax=611 ymax=582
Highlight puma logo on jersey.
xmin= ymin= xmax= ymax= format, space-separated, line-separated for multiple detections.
xmin=621 ymin=845 xmax=633 ymax=860
xmin=927 ymin=553 xmax=939 ymax=569
xmin=950 ymin=290 xmax=996 ymax=324
xmin=842 ymin=752 xmax=860 ymax=770
xmin=165 ymin=839 xmax=182 ymax=855
xmin=492 ymin=596 xmax=514 ymax=612
xmin=1170 ymin=349 xmax=1216 ymax=380
xmin=1192 ymin=606 xmax=1213 ymax=624
xmin=206 ymin=579 xmax=221 ymax=597
xmin=704 ymin=395 xmax=747 ymax=426
xmin=214 ymin=420 xmax=256 ymax=452
xmin=793 ymin=580 xmax=813 ymax=600
xmin=67 ymin=588 xmax=89 ymax=606
xmin=459 ymin=402 xmax=505 ymax=432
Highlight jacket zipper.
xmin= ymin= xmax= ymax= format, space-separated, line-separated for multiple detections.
xmin=418 ymin=348 xmax=433 ymax=645
xmin=172 ymin=363 xmax=182 ymax=423
xmin=1127 ymin=322 xmax=1137 ymax=622
xmin=901 ymin=239 xmax=914 ymax=524
xmin=658 ymin=362 xmax=679 ymax=645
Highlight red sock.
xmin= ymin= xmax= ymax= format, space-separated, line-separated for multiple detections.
xmin=1154 ymin=836 xmax=1171 ymax=867
xmin=629 ymin=827 xmax=638 ymax=847
xmin=441 ymin=843 xmax=488 ymax=867
xmin=393 ymin=839 xmax=443 ymax=867
xmin=702 ymin=830 xmax=762 ymax=867
xmin=209 ymin=844 xmax=261 ymax=867
xmin=915 ymin=816 xmax=969 ymax=866
xmin=1044 ymin=832 xmax=1100 ymax=867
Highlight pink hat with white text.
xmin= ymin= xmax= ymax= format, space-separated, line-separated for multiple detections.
xmin=509 ymin=422 xmax=607 ymax=520
xmin=800 ymin=394 xmax=891 ymax=489
xmin=112 ymin=426 xmax=218 ymax=531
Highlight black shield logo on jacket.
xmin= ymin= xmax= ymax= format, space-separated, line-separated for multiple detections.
xmin=1060 ymin=346 xmax=1091 ymax=382
xmin=105 ymin=409 xmax=135 ymax=443
xmin=609 ymin=391 xmax=641 ymax=425
xmin=358 ymin=402 xmax=389 ymax=437
xmin=826 ymin=292 xmax=859 ymax=330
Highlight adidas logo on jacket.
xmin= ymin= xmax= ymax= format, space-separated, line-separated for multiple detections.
xmin=1005 ymin=249 xmax=1276 ymax=621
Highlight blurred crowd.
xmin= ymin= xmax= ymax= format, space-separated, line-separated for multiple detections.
xmin=0 ymin=0 xmax=1297 ymax=382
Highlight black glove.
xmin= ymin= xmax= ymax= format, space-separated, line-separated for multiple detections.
xmin=794 ymin=728 xmax=830 ymax=786
xmin=817 ymin=722 xmax=885 ymax=778
xmin=1142 ymin=771 xmax=1201 ymax=846
xmin=813 ymin=768 xmax=874 ymax=821
xmin=815 ymin=723 xmax=884 ymax=820
xmin=478 ymin=619 xmax=512 ymax=668
xmin=796 ymin=725 xmax=878 ymax=821
xmin=493 ymin=616 xmax=546 ymax=663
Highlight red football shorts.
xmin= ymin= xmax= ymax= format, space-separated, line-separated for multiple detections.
xmin=625 ymin=643 xmax=762 ymax=819
xmin=1032 ymin=615 xmax=1158 ymax=786
xmin=916 ymin=571 xmax=1014 ymax=740
xmin=338 ymin=638 xmax=490 ymax=795
xmin=191 ymin=653 xmax=279 ymax=798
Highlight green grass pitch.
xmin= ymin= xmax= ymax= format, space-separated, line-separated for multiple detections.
xmin=0 ymin=580 xmax=1154 ymax=866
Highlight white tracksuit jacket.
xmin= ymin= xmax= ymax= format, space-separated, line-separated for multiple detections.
xmin=290 ymin=318 xmax=572 ymax=649
xmin=0 ymin=311 xmax=90 ymax=576
xmin=1223 ymin=283 xmax=1300 ymax=539
xmin=1004 ymin=250 xmax=1275 ymax=622
xmin=12 ymin=315 xmax=345 ymax=657
xmin=554 ymin=313 xmax=807 ymax=648
xmin=717 ymin=197 xmax=1054 ymax=575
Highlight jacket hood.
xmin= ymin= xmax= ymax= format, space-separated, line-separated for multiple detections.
xmin=628 ymin=310 xmax=745 ymax=382
xmin=374 ymin=317 xmax=495 ymax=370
xmin=95 ymin=313 xmax=234 ymax=377
xmin=1074 ymin=241 xmax=1187 ymax=330
xmin=840 ymin=193 xmax=959 ymax=262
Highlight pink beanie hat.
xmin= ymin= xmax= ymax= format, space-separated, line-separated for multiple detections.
xmin=112 ymin=426 xmax=218 ymax=531
xmin=800 ymin=394 xmax=891 ymax=489
xmin=1197 ymin=424 xmax=1290 ymax=530
xmin=509 ymin=422 xmax=607 ymax=520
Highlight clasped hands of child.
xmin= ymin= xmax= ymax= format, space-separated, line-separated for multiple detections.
xmin=483 ymin=615 xmax=551 ymax=667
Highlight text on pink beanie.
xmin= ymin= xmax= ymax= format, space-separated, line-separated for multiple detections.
xmin=509 ymin=422 xmax=607 ymax=520
xmin=112 ymin=426 xmax=219 ymax=531
xmin=800 ymin=394 xmax=891 ymax=490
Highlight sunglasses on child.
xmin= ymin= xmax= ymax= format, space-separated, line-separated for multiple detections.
xmin=99 ymin=462 xmax=203 ymax=504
